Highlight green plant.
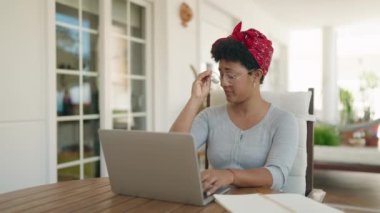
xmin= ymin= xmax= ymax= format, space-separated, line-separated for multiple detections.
xmin=359 ymin=71 xmax=379 ymax=121
xmin=314 ymin=125 xmax=341 ymax=146
xmin=339 ymin=88 xmax=354 ymax=125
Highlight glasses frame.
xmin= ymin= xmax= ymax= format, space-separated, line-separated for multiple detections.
xmin=219 ymin=70 xmax=255 ymax=84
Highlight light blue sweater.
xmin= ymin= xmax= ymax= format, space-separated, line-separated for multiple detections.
xmin=191 ymin=104 xmax=299 ymax=191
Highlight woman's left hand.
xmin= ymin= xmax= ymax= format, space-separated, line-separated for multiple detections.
xmin=201 ymin=169 xmax=234 ymax=196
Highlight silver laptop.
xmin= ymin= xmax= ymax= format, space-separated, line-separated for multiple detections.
xmin=99 ymin=130 xmax=230 ymax=206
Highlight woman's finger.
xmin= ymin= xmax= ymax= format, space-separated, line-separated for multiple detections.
xmin=206 ymin=181 xmax=222 ymax=196
xmin=197 ymin=70 xmax=212 ymax=81
xmin=202 ymin=181 xmax=212 ymax=191
xmin=203 ymin=177 xmax=218 ymax=191
xmin=200 ymin=170 xmax=210 ymax=181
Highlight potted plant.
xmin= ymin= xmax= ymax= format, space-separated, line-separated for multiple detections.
xmin=314 ymin=124 xmax=341 ymax=146
xmin=359 ymin=70 xmax=379 ymax=122
xmin=359 ymin=71 xmax=379 ymax=146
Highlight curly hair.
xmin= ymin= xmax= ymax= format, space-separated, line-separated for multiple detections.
xmin=211 ymin=38 xmax=264 ymax=83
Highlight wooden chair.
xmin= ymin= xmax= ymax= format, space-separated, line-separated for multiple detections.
xmin=203 ymin=88 xmax=326 ymax=201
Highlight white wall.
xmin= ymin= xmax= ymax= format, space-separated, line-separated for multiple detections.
xmin=199 ymin=1 xmax=236 ymax=75
xmin=166 ymin=0 xmax=200 ymax=129
xmin=206 ymin=0 xmax=289 ymax=45
xmin=0 ymin=0 xmax=49 ymax=193
xmin=152 ymin=0 xmax=200 ymax=131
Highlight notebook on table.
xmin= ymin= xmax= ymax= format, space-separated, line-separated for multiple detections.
xmin=99 ymin=130 xmax=230 ymax=206
xmin=214 ymin=193 xmax=343 ymax=212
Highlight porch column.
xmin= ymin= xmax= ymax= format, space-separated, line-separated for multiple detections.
xmin=322 ymin=26 xmax=339 ymax=124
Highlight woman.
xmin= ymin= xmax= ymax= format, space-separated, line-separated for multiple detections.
xmin=170 ymin=22 xmax=298 ymax=196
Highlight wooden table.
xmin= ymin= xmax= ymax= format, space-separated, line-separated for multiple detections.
xmin=0 ymin=178 xmax=271 ymax=212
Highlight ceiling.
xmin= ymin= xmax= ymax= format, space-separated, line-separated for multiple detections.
xmin=251 ymin=0 xmax=380 ymax=29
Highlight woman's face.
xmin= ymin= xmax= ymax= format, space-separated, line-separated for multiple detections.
xmin=218 ymin=59 xmax=255 ymax=103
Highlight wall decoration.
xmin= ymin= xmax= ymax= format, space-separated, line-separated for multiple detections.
xmin=179 ymin=2 xmax=193 ymax=27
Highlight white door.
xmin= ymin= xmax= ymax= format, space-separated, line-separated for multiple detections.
xmin=53 ymin=0 xmax=152 ymax=181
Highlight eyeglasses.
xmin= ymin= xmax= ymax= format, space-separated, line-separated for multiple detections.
xmin=219 ymin=71 xmax=253 ymax=84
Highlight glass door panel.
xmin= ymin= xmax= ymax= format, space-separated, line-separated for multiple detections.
xmin=110 ymin=0 xmax=149 ymax=131
xmin=131 ymin=116 xmax=146 ymax=130
xmin=111 ymin=37 xmax=128 ymax=77
xmin=131 ymin=42 xmax=145 ymax=75
xmin=56 ymin=26 xmax=80 ymax=71
xmin=57 ymin=74 xmax=80 ymax=116
xmin=131 ymin=79 xmax=146 ymax=112
xmin=111 ymin=83 xmax=130 ymax=115
xmin=84 ymin=161 xmax=100 ymax=178
xmin=56 ymin=0 xmax=100 ymax=182
xmin=83 ymin=119 xmax=100 ymax=158
xmin=112 ymin=0 xmax=128 ymax=34
xmin=82 ymin=0 xmax=99 ymax=30
xmin=82 ymin=32 xmax=98 ymax=72
xmin=56 ymin=0 xmax=79 ymax=26
xmin=57 ymin=121 xmax=80 ymax=164
xmin=83 ymin=76 xmax=99 ymax=114
xmin=58 ymin=165 xmax=80 ymax=181
xmin=113 ymin=117 xmax=129 ymax=129
xmin=130 ymin=3 xmax=145 ymax=38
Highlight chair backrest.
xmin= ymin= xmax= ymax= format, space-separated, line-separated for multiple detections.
xmin=206 ymin=88 xmax=315 ymax=195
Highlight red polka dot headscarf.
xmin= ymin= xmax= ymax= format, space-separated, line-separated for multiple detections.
xmin=213 ymin=22 xmax=274 ymax=76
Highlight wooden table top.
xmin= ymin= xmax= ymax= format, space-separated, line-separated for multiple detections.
xmin=0 ymin=177 xmax=272 ymax=212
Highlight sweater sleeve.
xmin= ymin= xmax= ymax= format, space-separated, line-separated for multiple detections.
xmin=264 ymin=112 xmax=299 ymax=191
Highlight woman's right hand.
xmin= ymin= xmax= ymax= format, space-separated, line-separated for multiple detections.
xmin=191 ymin=70 xmax=212 ymax=101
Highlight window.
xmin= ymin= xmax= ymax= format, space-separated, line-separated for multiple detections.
xmin=55 ymin=0 xmax=100 ymax=181
xmin=337 ymin=22 xmax=380 ymax=122
xmin=111 ymin=0 xmax=149 ymax=130
xmin=54 ymin=0 xmax=151 ymax=181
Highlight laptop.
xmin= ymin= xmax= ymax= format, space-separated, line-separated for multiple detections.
xmin=98 ymin=130 xmax=231 ymax=206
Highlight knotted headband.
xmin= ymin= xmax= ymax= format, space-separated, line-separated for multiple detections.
xmin=212 ymin=22 xmax=274 ymax=76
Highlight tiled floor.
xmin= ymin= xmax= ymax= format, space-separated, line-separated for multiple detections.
xmin=314 ymin=170 xmax=380 ymax=212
